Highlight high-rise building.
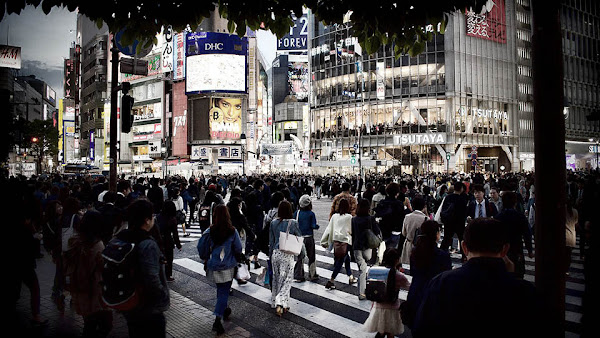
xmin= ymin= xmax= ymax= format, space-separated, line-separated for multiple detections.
xmin=310 ymin=0 xmax=518 ymax=174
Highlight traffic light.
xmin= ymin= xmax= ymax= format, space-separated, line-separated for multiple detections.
xmin=121 ymin=94 xmax=135 ymax=133
xmin=351 ymin=156 xmax=356 ymax=164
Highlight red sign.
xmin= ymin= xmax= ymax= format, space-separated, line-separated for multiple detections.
xmin=466 ymin=0 xmax=506 ymax=43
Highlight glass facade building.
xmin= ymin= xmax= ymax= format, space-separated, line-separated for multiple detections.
xmin=309 ymin=0 xmax=520 ymax=174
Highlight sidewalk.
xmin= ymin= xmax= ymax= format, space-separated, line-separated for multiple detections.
xmin=12 ymin=253 xmax=252 ymax=338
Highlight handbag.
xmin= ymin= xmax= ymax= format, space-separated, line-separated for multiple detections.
xmin=364 ymin=217 xmax=382 ymax=249
xmin=236 ymin=262 xmax=251 ymax=281
xmin=255 ymin=267 xmax=267 ymax=286
xmin=333 ymin=241 xmax=348 ymax=259
xmin=176 ymin=210 xmax=186 ymax=224
xmin=278 ymin=220 xmax=304 ymax=256
xmin=62 ymin=215 xmax=76 ymax=252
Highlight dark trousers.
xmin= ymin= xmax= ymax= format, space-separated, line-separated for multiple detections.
xmin=441 ymin=223 xmax=465 ymax=257
xmin=215 ymin=281 xmax=233 ymax=318
xmin=14 ymin=268 xmax=40 ymax=317
xmin=125 ymin=312 xmax=166 ymax=338
xmin=165 ymin=246 xmax=174 ymax=278
xmin=83 ymin=310 xmax=113 ymax=338
xmin=294 ymin=236 xmax=317 ymax=280
xmin=331 ymin=253 xmax=352 ymax=279
xmin=578 ymin=220 xmax=587 ymax=258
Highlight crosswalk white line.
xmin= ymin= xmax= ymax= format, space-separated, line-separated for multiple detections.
xmin=174 ymin=258 xmax=372 ymax=338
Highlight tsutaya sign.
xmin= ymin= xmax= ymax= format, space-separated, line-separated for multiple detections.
xmin=458 ymin=106 xmax=509 ymax=120
xmin=394 ymin=133 xmax=447 ymax=146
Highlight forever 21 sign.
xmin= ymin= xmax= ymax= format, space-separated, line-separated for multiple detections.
xmin=277 ymin=14 xmax=308 ymax=51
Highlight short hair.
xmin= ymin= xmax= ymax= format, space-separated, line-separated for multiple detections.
xmin=411 ymin=197 xmax=426 ymax=211
xmin=453 ymin=182 xmax=465 ymax=192
xmin=127 ymin=199 xmax=154 ymax=230
xmin=79 ymin=210 xmax=103 ymax=242
xmin=338 ymin=198 xmax=350 ymax=215
xmin=463 ymin=218 xmax=508 ymax=254
xmin=471 ymin=184 xmax=485 ymax=193
xmin=271 ymin=191 xmax=285 ymax=209
xmin=103 ymin=191 xmax=117 ymax=204
xmin=501 ymin=191 xmax=518 ymax=208
xmin=254 ymin=179 xmax=264 ymax=189
xmin=278 ymin=200 xmax=293 ymax=219
xmin=341 ymin=182 xmax=351 ymax=191
xmin=385 ymin=182 xmax=400 ymax=198
xmin=162 ymin=200 xmax=177 ymax=218
xmin=356 ymin=198 xmax=371 ymax=217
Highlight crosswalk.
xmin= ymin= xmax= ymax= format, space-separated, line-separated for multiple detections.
xmin=173 ymin=220 xmax=585 ymax=337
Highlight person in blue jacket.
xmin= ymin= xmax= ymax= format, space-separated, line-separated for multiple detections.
xmin=197 ymin=204 xmax=242 ymax=335
xmin=293 ymin=195 xmax=320 ymax=282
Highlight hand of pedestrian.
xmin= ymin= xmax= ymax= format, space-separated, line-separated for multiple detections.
xmin=502 ymin=255 xmax=515 ymax=273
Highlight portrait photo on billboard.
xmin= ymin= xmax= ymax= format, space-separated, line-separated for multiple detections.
xmin=209 ymin=97 xmax=242 ymax=140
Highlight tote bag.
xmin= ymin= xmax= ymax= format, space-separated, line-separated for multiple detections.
xmin=278 ymin=220 xmax=304 ymax=256
xmin=62 ymin=215 xmax=76 ymax=252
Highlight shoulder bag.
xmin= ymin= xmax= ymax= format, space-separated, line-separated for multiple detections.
xmin=279 ymin=220 xmax=304 ymax=256
xmin=62 ymin=214 xmax=76 ymax=252
xmin=364 ymin=217 xmax=382 ymax=249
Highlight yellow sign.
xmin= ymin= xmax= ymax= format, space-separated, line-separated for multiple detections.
xmin=284 ymin=121 xmax=298 ymax=130
xmin=209 ymin=97 xmax=242 ymax=140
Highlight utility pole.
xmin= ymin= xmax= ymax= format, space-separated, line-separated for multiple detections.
xmin=531 ymin=0 xmax=566 ymax=335
xmin=109 ymin=36 xmax=119 ymax=192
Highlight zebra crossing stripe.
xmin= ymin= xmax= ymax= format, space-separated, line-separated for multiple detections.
xmin=173 ymin=258 xmax=373 ymax=338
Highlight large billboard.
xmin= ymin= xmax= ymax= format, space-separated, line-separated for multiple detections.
xmin=0 ymin=45 xmax=21 ymax=69
xmin=185 ymin=32 xmax=248 ymax=94
xmin=191 ymin=96 xmax=243 ymax=141
xmin=466 ymin=0 xmax=506 ymax=43
xmin=288 ymin=61 xmax=309 ymax=101
xmin=277 ymin=15 xmax=308 ymax=51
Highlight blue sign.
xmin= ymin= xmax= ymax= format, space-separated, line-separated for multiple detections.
xmin=186 ymin=32 xmax=248 ymax=56
xmin=89 ymin=131 xmax=95 ymax=161
xmin=277 ymin=15 xmax=308 ymax=51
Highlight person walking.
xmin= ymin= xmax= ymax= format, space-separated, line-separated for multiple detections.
xmin=321 ymin=199 xmax=357 ymax=290
xmin=269 ymin=200 xmax=302 ymax=316
xmin=494 ymin=191 xmax=534 ymax=279
xmin=439 ymin=182 xmax=469 ymax=260
xmin=118 ymin=199 xmax=170 ymax=338
xmin=412 ymin=218 xmax=543 ymax=337
xmin=565 ymin=198 xmax=578 ymax=275
xmin=197 ymin=204 xmax=243 ymax=335
xmin=401 ymin=220 xmax=451 ymax=330
xmin=170 ymin=187 xmax=189 ymax=237
xmin=400 ymin=197 xmax=428 ymax=265
xmin=293 ymin=195 xmax=320 ymax=282
xmin=363 ymin=248 xmax=410 ymax=338
xmin=351 ymin=199 xmax=381 ymax=300
xmin=227 ymin=197 xmax=255 ymax=257
xmin=373 ymin=183 xmax=406 ymax=250
xmin=156 ymin=201 xmax=182 ymax=282
xmin=330 ymin=182 xmax=358 ymax=219
xmin=64 ymin=210 xmax=113 ymax=337
xmin=466 ymin=184 xmax=498 ymax=220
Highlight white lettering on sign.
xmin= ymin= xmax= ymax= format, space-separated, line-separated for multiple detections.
xmin=394 ymin=133 xmax=447 ymax=146
xmin=458 ymin=106 xmax=509 ymax=120
xmin=205 ymin=43 xmax=224 ymax=51
xmin=173 ymin=109 xmax=186 ymax=137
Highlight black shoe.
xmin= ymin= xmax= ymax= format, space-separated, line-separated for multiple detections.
xmin=325 ymin=281 xmax=336 ymax=290
xmin=236 ymin=278 xmax=247 ymax=285
xmin=212 ymin=317 xmax=225 ymax=335
xmin=253 ymin=261 xmax=261 ymax=269
xmin=224 ymin=307 xmax=232 ymax=321
xmin=294 ymin=278 xmax=306 ymax=283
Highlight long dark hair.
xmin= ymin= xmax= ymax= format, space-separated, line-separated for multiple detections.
xmin=411 ymin=220 xmax=440 ymax=270
xmin=277 ymin=200 xmax=293 ymax=220
xmin=210 ymin=204 xmax=235 ymax=245
xmin=382 ymin=248 xmax=401 ymax=302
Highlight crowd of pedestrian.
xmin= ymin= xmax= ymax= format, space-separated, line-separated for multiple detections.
xmin=5 ymin=167 xmax=599 ymax=337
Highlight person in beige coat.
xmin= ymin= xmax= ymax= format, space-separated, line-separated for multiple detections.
xmin=400 ymin=197 xmax=429 ymax=265
xmin=321 ymin=199 xmax=357 ymax=289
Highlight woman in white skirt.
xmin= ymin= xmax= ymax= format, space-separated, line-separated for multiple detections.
xmin=364 ymin=248 xmax=410 ymax=338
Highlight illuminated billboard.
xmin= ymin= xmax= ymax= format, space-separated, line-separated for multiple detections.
xmin=185 ymin=32 xmax=248 ymax=94
xmin=190 ymin=96 xmax=243 ymax=141
xmin=466 ymin=0 xmax=506 ymax=43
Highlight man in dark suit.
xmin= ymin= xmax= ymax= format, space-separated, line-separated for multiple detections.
xmin=439 ymin=181 xmax=469 ymax=259
xmin=466 ymin=184 xmax=498 ymax=220
xmin=413 ymin=218 xmax=543 ymax=337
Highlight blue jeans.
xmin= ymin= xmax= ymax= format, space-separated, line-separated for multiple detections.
xmin=331 ymin=253 xmax=352 ymax=280
xmin=215 ymin=281 xmax=233 ymax=318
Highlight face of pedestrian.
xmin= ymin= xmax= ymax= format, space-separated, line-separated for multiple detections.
xmin=474 ymin=189 xmax=484 ymax=202
xmin=490 ymin=189 xmax=499 ymax=201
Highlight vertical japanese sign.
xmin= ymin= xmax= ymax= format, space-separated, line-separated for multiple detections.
xmin=466 ymin=0 xmax=506 ymax=43
xmin=89 ymin=131 xmax=95 ymax=161
xmin=376 ymin=61 xmax=385 ymax=100
xmin=162 ymin=26 xmax=174 ymax=73
xmin=173 ymin=32 xmax=187 ymax=80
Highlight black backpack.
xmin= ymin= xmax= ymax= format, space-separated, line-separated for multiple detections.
xmin=198 ymin=202 xmax=214 ymax=231
xmin=101 ymin=237 xmax=139 ymax=312
xmin=440 ymin=199 xmax=456 ymax=225
xmin=365 ymin=266 xmax=397 ymax=303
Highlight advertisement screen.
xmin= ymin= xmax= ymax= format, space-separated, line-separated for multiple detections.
xmin=209 ymin=97 xmax=242 ymax=140
xmin=185 ymin=32 xmax=247 ymax=94
xmin=466 ymin=0 xmax=506 ymax=43
xmin=186 ymin=54 xmax=246 ymax=93
xmin=288 ymin=62 xmax=309 ymax=101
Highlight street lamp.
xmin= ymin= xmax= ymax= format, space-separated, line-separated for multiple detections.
xmin=240 ymin=133 xmax=246 ymax=176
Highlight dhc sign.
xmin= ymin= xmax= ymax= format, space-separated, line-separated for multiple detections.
xmin=394 ymin=133 xmax=447 ymax=146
